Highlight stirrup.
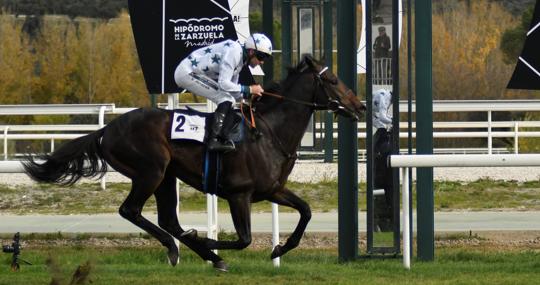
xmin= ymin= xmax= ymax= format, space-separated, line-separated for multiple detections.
xmin=208 ymin=138 xmax=235 ymax=152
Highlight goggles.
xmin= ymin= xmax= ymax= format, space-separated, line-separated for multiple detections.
xmin=255 ymin=51 xmax=270 ymax=61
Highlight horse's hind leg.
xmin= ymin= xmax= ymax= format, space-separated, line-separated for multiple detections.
xmin=118 ymin=174 xmax=179 ymax=266
xmin=201 ymin=193 xmax=253 ymax=250
xmin=154 ymin=172 xmax=227 ymax=271
xmin=267 ymin=188 xmax=312 ymax=259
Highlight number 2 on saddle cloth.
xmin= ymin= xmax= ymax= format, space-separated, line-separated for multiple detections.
xmin=170 ymin=107 xmax=247 ymax=195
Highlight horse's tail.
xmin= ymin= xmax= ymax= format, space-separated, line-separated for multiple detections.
xmin=22 ymin=128 xmax=108 ymax=185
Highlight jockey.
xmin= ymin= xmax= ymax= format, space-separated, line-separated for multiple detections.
xmin=372 ymin=88 xmax=394 ymax=231
xmin=174 ymin=33 xmax=273 ymax=152
xmin=372 ymin=88 xmax=392 ymax=130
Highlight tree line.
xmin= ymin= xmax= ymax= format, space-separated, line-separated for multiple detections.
xmin=0 ymin=0 xmax=539 ymax=151
xmin=0 ymin=12 xmax=148 ymax=111
xmin=1 ymin=1 xmax=537 ymax=105
xmin=0 ymin=0 xmax=127 ymax=19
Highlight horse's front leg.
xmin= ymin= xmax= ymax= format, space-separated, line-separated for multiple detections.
xmin=191 ymin=192 xmax=253 ymax=250
xmin=267 ymin=187 xmax=312 ymax=259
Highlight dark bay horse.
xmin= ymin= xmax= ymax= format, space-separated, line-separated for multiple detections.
xmin=22 ymin=55 xmax=365 ymax=271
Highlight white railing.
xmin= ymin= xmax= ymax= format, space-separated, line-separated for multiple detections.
xmin=389 ymin=153 xmax=540 ymax=269
xmin=4 ymin=101 xmax=540 ymax=159
xmin=0 ymin=104 xmax=115 ymax=115
xmin=314 ymin=100 xmax=540 ymax=154
xmin=373 ymin=58 xmax=392 ymax=86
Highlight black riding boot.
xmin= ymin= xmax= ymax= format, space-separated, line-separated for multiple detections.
xmin=208 ymin=102 xmax=236 ymax=152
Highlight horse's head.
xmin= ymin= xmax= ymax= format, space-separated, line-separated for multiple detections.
xmin=299 ymin=55 xmax=366 ymax=121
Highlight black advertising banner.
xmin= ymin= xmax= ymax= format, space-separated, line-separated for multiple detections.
xmin=507 ymin=0 xmax=540 ymax=90
xmin=128 ymin=0 xmax=251 ymax=94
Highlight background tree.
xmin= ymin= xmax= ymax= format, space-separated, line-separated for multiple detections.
xmin=0 ymin=14 xmax=33 ymax=105
xmin=500 ymin=5 xmax=534 ymax=64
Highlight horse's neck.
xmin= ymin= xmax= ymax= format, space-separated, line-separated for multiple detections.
xmin=261 ymin=101 xmax=314 ymax=154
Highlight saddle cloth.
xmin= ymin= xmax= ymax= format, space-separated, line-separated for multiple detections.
xmin=170 ymin=107 xmax=245 ymax=144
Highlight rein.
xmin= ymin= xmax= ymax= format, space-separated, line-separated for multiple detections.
xmin=238 ymin=64 xmax=349 ymax=157
xmin=260 ymin=91 xmax=325 ymax=108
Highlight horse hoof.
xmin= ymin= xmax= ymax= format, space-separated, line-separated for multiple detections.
xmin=271 ymin=245 xmax=283 ymax=259
xmin=213 ymin=260 xmax=228 ymax=272
xmin=181 ymin=228 xmax=198 ymax=239
xmin=167 ymin=247 xmax=179 ymax=267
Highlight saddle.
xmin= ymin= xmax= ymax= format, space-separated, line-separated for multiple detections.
xmin=170 ymin=107 xmax=254 ymax=195
xmin=170 ymin=107 xmax=246 ymax=144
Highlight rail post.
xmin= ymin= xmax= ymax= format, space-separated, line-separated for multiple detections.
xmin=272 ymin=203 xmax=280 ymax=267
xmin=99 ymin=106 xmax=107 ymax=190
xmin=415 ymin=0 xmax=434 ymax=261
xmin=337 ymin=0 xmax=358 ymax=262
xmin=4 ymin=127 xmax=9 ymax=160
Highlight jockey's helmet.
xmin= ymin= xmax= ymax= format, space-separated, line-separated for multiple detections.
xmin=245 ymin=33 xmax=273 ymax=59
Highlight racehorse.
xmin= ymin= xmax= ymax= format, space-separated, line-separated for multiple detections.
xmin=22 ymin=55 xmax=365 ymax=271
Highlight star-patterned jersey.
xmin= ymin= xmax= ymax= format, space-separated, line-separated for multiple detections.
xmin=180 ymin=39 xmax=245 ymax=99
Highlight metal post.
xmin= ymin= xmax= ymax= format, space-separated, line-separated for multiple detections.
xmin=263 ymin=0 xmax=274 ymax=83
xmin=167 ymin=93 xmax=179 ymax=109
xmin=392 ymin=0 xmax=402 ymax=252
xmin=272 ymin=203 xmax=280 ymax=267
xmin=337 ymin=0 xmax=358 ymax=262
xmin=488 ymin=111 xmax=492 ymax=154
xmin=3 ymin=127 xmax=8 ymax=160
xmin=407 ymin=0 xmax=414 ymax=257
xmin=150 ymin=94 xmax=158 ymax=108
xmin=415 ymin=0 xmax=434 ymax=261
xmin=365 ymin=0 xmax=374 ymax=253
xmin=99 ymin=106 xmax=107 ymax=190
xmin=281 ymin=0 xmax=292 ymax=79
xmin=323 ymin=0 xmax=334 ymax=163
xmin=514 ymin=122 xmax=519 ymax=154
xmin=402 ymin=167 xmax=410 ymax=269
xmin=207 ymin=193 xmax=218 ymax=254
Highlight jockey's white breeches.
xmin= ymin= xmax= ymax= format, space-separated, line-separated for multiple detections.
xmin=174 ymin=64 xmax=235 ymax=105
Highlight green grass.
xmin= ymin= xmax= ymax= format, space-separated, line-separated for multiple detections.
xmin=0 ymin=179 xmax=539 ymax=214
xmin=0 ymin=246 xmax=538 ymax=285
xmin=433 ymin=179 xmax=540 ymax=211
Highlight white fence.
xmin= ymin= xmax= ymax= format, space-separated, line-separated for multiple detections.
xmin=389 ymin=153 xmax=540 ymax=269
xmin=3 ymin=100 xmax=540 ymax=159
xmin=316 ymin=100 xmax=540 ymax=155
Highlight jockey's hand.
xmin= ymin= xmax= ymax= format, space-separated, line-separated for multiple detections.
xmin=250 ymin=84 xmax=264 ymax=98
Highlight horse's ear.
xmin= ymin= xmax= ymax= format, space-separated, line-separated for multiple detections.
xmin=304 ymin=54 xmax=315 ymax=68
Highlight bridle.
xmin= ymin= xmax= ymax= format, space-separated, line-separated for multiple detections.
xmin=259 ymin=65 xmax=348 ymax=111
xmin=244 ymin=64 xmax=356 ymax=159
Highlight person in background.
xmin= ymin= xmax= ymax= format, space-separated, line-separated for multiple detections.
xmin=373 ymin=26 xmax=391 ymax=58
